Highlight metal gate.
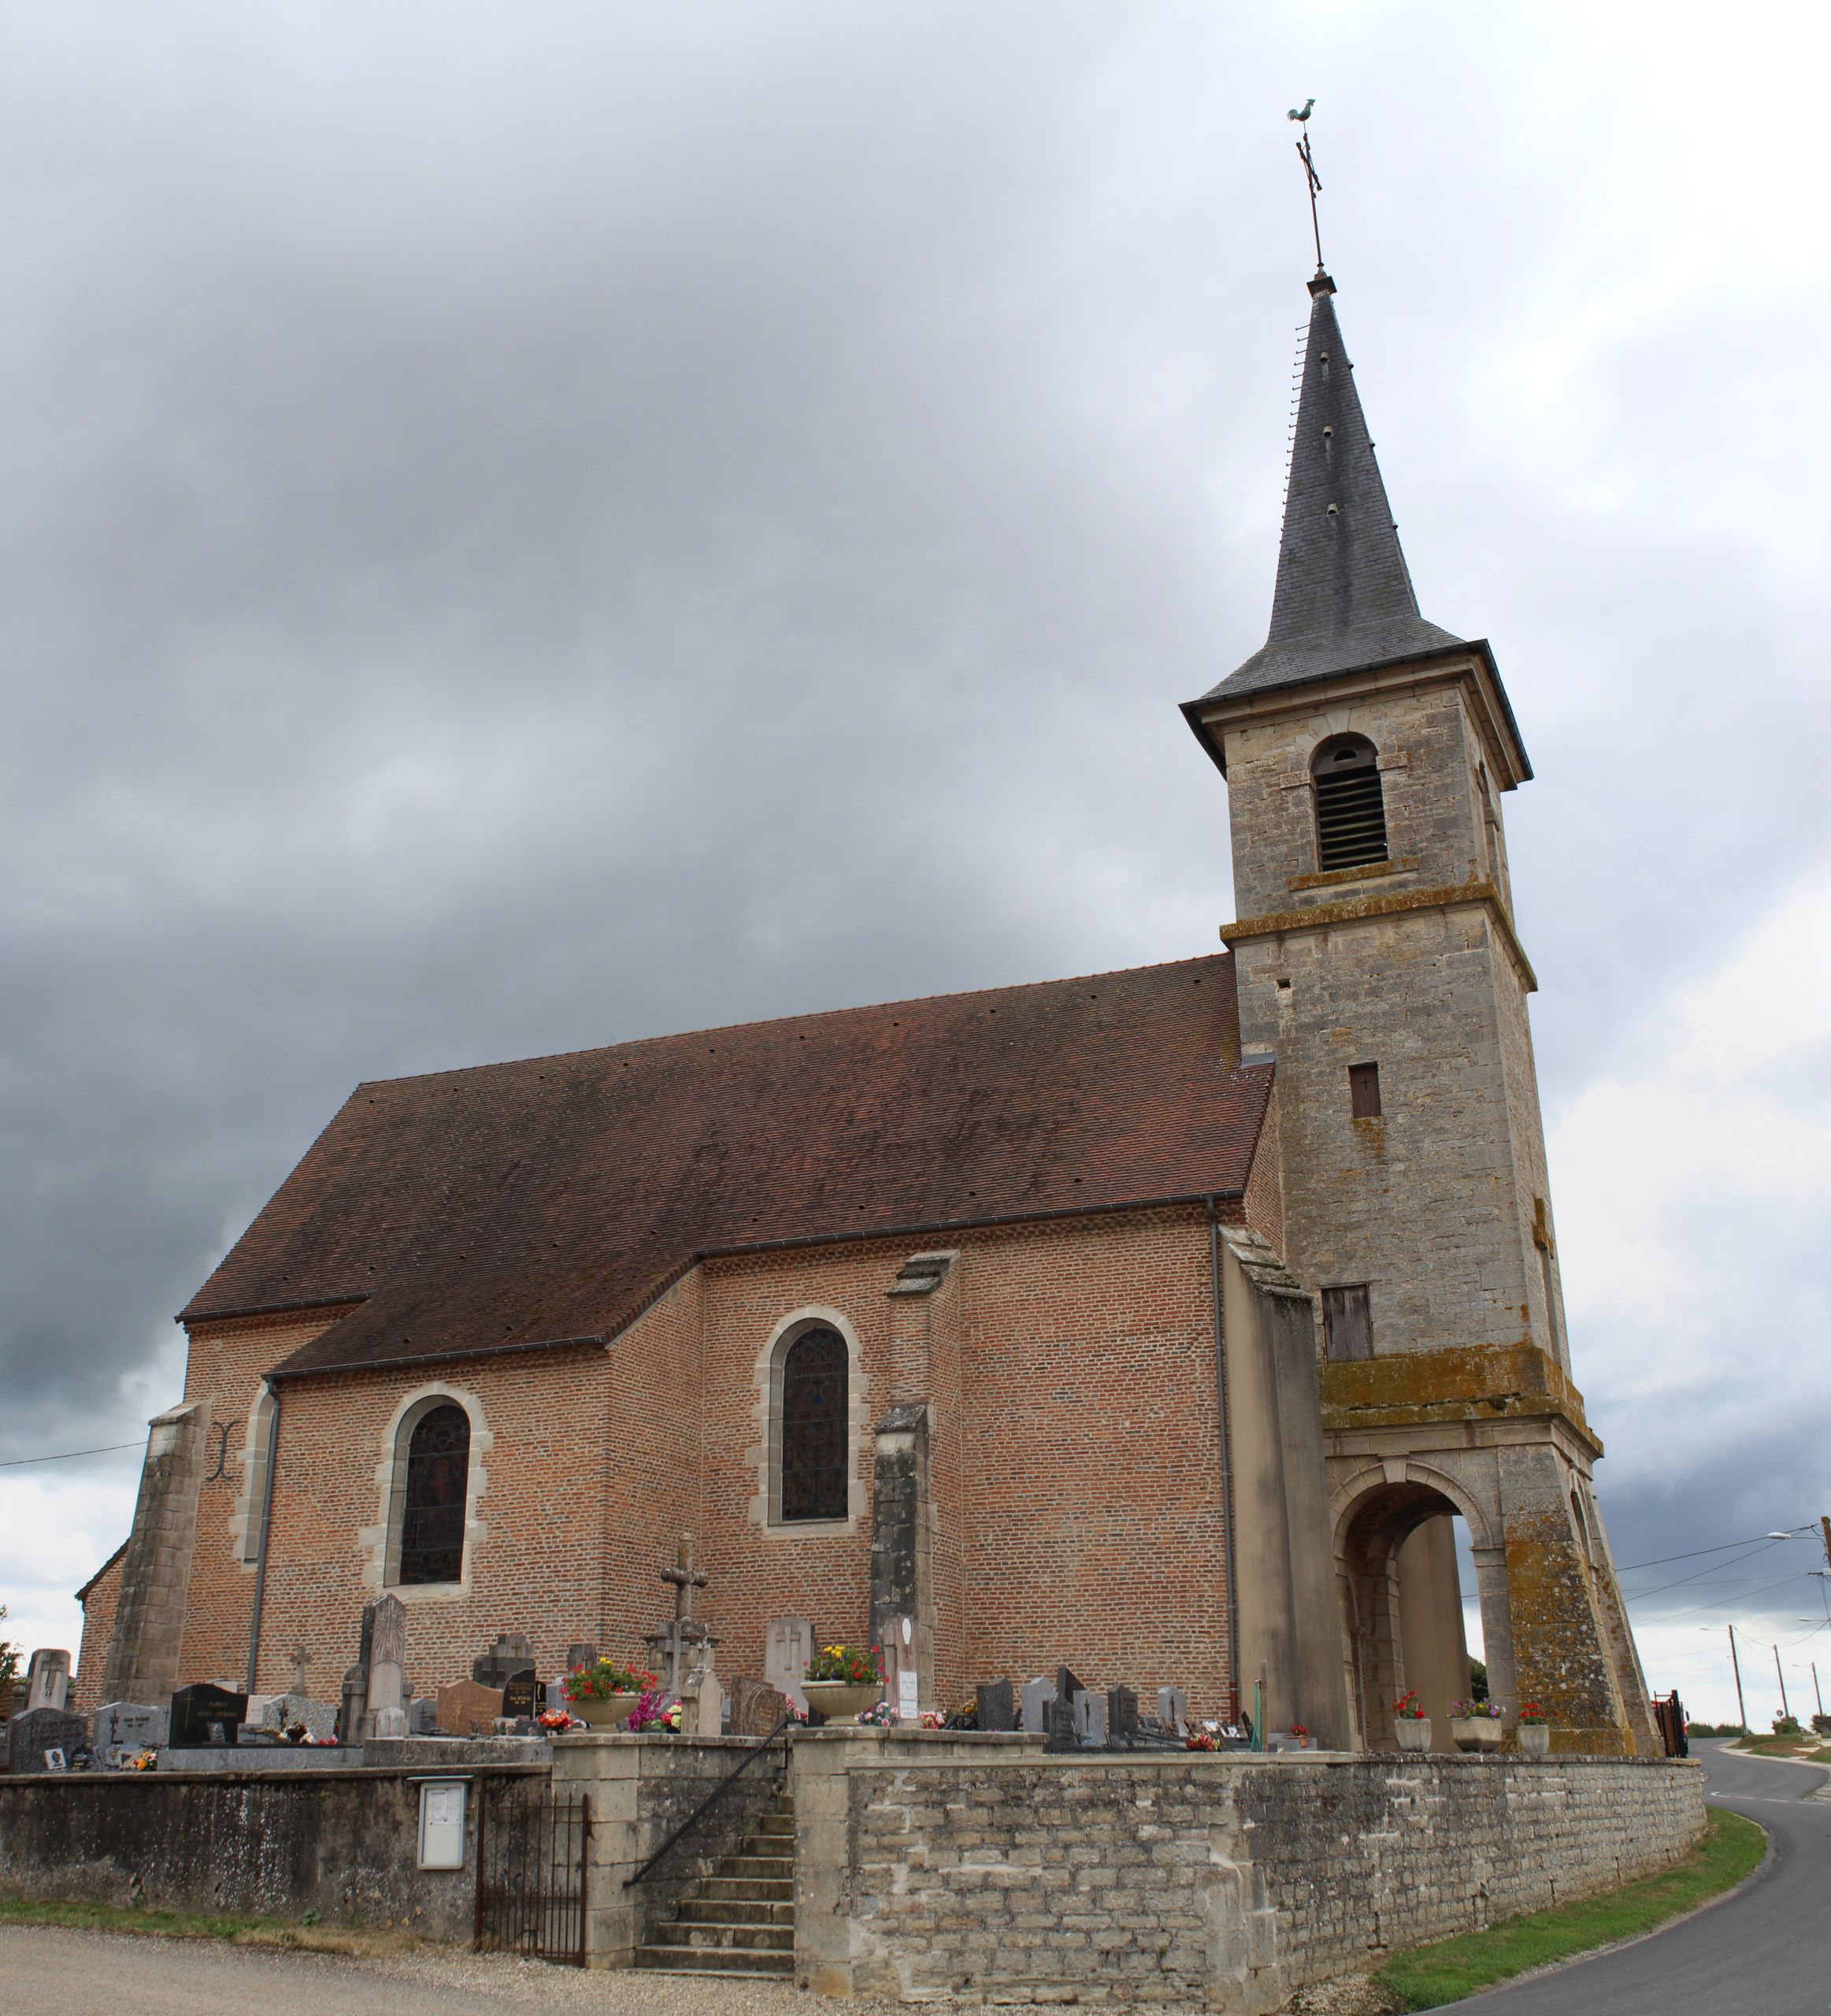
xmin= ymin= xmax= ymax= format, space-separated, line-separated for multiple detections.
xmin=473 ymin=1779 xmax=591 ymax=1966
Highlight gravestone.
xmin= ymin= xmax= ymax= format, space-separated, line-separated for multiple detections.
xmin=408 ymin=1697 xmax=439 ymax=1736
xmin=338 ymin=1664 xmax=365 ymax=1744
xmin=245 ymin=1693 xmax=286 ymax=1730
xmin=502 ymin=1667 xmax=543 ymax=1720
xmin=437 ymin=1679 xmax=504 ymax=1737
xmin=680 ymin=1644 xmax=722 ymax=1737
xmin=8 ymin=1707 xmax=88 ymax=1774
xmin=363 ymin=1595 xmax=408 ymax=1740
xmin=93 ymin=1701 xmax=168 ymax=1762
xmin=473 ymin=1632 xmax=536 ymax=1689
xmin=1073 ymin=1690 xmax=1109 ymax=1748
xmin=1021 ymin=1676 xmax=1056 ymax=1734
xmin=645 ymin=1534 xmax=715 ymax=1696
xmin=1157 ymin=1686 xmax=1189 ymax=1736
xmin=25 ymin=1649 xmax=72 ymax=1714
xmin=564 ymin=1642 xmax=598 ymax=1672
xmin=1042 ymin=1695 xmax=1079 ymax=1752
xmin=248 ymin=1692 xmax=335 ymax=1741
xmin=728 ymin=1676 xmax=788 ymax=1736
xmin=169 ymin=1683 xmax=247 ymax=1748
xmin=976 ymin=1680 xmax=1016 ymax=1732
xmin=1108 ymin=1686 xmax=1140 ymax=1740
xmin=764 ymin=1618 xmax=814 ymax=1714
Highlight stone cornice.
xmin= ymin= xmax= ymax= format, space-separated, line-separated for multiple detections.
xmin=1318 ymin=1343 xmax=1599 ymax=1458
xmin=1221 ymin=880 xmax=1538 ymax=995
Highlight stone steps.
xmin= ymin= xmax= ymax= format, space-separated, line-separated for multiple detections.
xmin=633 ymin=1788 xmax=797 ymax=1980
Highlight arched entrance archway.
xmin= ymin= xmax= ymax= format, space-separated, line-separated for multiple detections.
xmin=1339 ymin=1481 xmax=1470 ymax=1748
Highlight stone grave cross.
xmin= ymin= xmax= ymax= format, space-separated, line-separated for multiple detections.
xmin=288 ymin=1645 xmax=312 ymax=1695
xmin=650 ymin=1533 xmax=710 ymax=1695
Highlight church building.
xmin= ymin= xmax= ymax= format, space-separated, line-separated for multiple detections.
xmin=76 ymin=265 xmax=1659 ymax=1755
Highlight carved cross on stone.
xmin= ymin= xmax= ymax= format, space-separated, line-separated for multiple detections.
xmin=288 ymin=1645 xmax=312 ymax=1695
xmin=660 ymin=1532 xmax=710 ymax=1626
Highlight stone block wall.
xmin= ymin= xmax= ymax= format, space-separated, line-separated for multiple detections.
xmin=808 ymin=1744 xmax=1703 ymax=2010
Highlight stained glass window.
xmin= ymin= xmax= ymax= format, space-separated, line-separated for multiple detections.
xmin=780 ymin=1328 xmax=847 ymax=1521
xmin=398 ymin=1403 xmax=469 ymax=1584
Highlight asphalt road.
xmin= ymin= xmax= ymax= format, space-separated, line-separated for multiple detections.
xmin=1463 ymin=1739 xmax=1830 ymax=2014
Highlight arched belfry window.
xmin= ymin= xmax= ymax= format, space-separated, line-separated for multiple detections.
xmin=780 ymin=1328 xmax=848 ymax=1521
xmin=1312 ymin=735 xmax=1389 ymax=872
xmin=398 ymin=1402 xmax=470 ymax=1585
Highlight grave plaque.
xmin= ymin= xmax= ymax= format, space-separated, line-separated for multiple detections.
xmin=763 ymin=1618 xmax=814 ymax=1714
xmin=563 ymin=1642 xmax=598 ymax=1673
xmin=1042 ymin=1695 xmax=1079 ymax=1752
xmin=976 ymin=1681 xmax=1016 ymax=1732
xmin=8 ymin=1707 xmax=89 ymax=1775
xmin=1108 ymin=1686 xmax=1140 ymax=1740
xmin=1157 ymin=1686 xmax=1189 ymax=1736
xmin=728 ymin=1676 xmax=788 ymax=1736
xmin=408 ymin=1697 xmax=439 ymax=1736
xmin=436 ymin=1679 xmax=504 ymax=1737
xmin=502 ymin=1667 xmax=543 ymax=1719
xmin=1073 ymin=1691 xmax=1109 ymax=1748
xmin=169 ymin=1683 xmax=248 ymax=1748
xmin=473 ymin=1632 xmax=536 ymax=1690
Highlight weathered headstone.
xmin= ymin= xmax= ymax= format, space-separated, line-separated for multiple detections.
xmin=1073 ymin=1690 xmax=1108 ymax=1747
xmin=473 ymin=1632 xmax=536 ymax=1689
xmin=1157 ymin=1685 xmax=1189 ymax=1736
xmin=1108 ymin=1686 xmax=1140 ymax=1740
xmin=24 ymin=1650 xmax=72 ymax=1714
xmin=763 ymin=1618 xmax=814 ymax=1714
xmin=976 ymin=1680 xmax=1016 ymax=1732
xmin=728 ymin=1676 xmax=788 ymax=1736
xmin=563 ymin=1642 xmax=598 ymax=1672
xmin=169 ymin=1682 xmax=246 ymax=1747
xmin=93 ymin=1701 xmax=168 ymax=1762
xmin=1043 ymin=1695 xmax=1078 ymax=1752
xmin=407 ymin=1696 xmax=439 ymax=1736
xmin=502 ymin=1667 xmax=543 ymax=1720
xmin=8 ymin=1707 xmax=88 ymax=1774
xmin=363 ymin=1595 xmax=408 ymax=1740
xmin=1021 ymin=1676 xmax=1057 ymax=1734
xmin=646 ymin=1534 xmax=715 ymax=1696
xmin=437 ymin=1679 xmax=504 ymax=1736
xmin=338 ymin=1663 xmax=365 ymax=1744
xmin=678 ymin=1641 xmax=721 ymax=1737
xmin=256 ymin=1692 xmax=335 ymax=1741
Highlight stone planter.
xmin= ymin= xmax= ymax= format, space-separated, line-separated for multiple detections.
xmin=1394 ymin=1717 xmax=1431 ymax=1753
xmin=803 ymin=1681 xmax=884 ymax=1721
xmin=1451 ymin=1717 xmax=1504 ymax=1754
xmin=1518 ymin=1721 xmax=1551 ymax=1758
xmin=566 ymin=1692 xmax=643 ymax=1730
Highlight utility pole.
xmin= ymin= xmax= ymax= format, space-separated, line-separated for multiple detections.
xmin=1729 ymin=1624 xmax=1748 ymax=1731
xmin=1822 ymin=1513 xmax=1831 ymax=1574
xmin=1814 ymin=1662 xmax=1824 ymax=1719
xmin=1774 ymin=1642 xmax=1791 ymax=1723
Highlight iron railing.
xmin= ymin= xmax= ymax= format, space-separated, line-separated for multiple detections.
xmin=624 ymin=1714 xmax=795 ymax=1888
xmin=474 ymin=1778 xmax=591 ymax=1966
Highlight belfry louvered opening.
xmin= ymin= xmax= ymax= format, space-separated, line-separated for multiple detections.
xmin=1312 ymin=736 xmax=1389 ymax=871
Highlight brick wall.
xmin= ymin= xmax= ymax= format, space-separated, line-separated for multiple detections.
xmin=71 ymin=1551 xmax=124 ymax=1714
xmin=820 ymin=1745 xmax=1704 ymax=2009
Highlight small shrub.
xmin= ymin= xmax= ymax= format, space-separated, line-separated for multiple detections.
xmin=1811 ymin=1714 xmax=1831 ymax=1736
xmin=1773 ymin=1714 xmax=1803 ymax=1736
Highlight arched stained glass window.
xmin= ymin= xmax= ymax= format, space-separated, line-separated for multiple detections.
xmin=398 ymin=1403 xmax=469 ymax=1585
xmin=780 ymin=1329 xmax=847 ymax=1521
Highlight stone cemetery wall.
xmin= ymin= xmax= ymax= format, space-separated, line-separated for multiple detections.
xmin=0 ymin=1764 xmax=544 ymax=1940
xmin=800 ymin=1740 xmax=1705 ymax=2010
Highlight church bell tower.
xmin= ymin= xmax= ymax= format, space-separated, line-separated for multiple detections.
xmin=1182 ymin=269 xmax=1658 ymax=1755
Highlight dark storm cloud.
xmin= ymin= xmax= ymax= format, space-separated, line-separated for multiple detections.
xmin=2 ymin=0 xmax=1825 ymax=1652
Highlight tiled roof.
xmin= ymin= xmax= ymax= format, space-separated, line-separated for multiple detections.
xmin=181 ymin=954 xmax=1269 ymax=1379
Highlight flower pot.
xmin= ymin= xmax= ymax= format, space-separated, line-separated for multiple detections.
xmin=1394 ymin=1717 xmax=1431 ymax=1753
xmin=1518 ymin=1722 xmax=1551 ymax=1758
xmin=1451 ymin=1717 xmax=1503 ymax=1755
xmin=803 ymin=1681 xmax=884 ymax=1721
xmin=566 ymin=1692 xmax=643 ymax=1730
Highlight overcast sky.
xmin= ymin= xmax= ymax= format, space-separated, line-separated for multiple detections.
xmin=3 ymin=0 xmax=1825 ymax=1725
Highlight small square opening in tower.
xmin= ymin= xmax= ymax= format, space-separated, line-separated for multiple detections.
xmin=1322 ymin=1285 xmax=1373 ymax=1362
xmin=1349 ymin=1062 xmax=1381 ymax=1119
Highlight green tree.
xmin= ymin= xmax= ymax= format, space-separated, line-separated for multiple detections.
xmin=0 ymin=1605 xmax=19 ymax=1695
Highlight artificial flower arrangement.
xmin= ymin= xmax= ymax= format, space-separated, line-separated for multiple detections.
xmin=1288 ymin=1723 xmax=1309 ymax=1742
xmin=1184 ymin=1730 xmax=1218 ymax=1751
xmin=537 ymin=1708 xmax=583 ymax=1734
xmin=626 ymin=1688 xmax=686 ymax=1733
xmin=856 ymin=1700 xmax=896 ymax=1727
xmin=562 ymin=1658 xmax=658 ymax=1703
xmin=131 ymin=1749 xmax=158 ymax=1771
xmin=920 ymin=1710 xmax=947 ymax=1730
xmin=1391 ymin=1689 xmax=1426 ymax=1720
xmin=805 ymin=1643 xmax=885 ymax=1684
xmin=1516 ymin=1700 xmax=1548 ymax=1725
xmin=1451 ymin=1699 xmax=1506 ymax=1720
xmin=943 ymin=1699 xmax=980 ymax=1731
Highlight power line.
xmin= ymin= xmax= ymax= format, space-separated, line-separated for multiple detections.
xmin=0 ymin=1440 xmax=142 ymax=1469
xmin=1618 ymin=1525 xmax=1813 ymax=1573
xmin=1619 ymin=1538 xmax=1787 ymax=1600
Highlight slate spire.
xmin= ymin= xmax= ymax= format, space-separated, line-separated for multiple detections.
xmin=1203 ymin=273 xmax=1461 ymax=701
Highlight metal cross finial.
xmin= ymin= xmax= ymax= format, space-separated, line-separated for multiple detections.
xmin=1288 ymin=98 xmax=1324 ymax=274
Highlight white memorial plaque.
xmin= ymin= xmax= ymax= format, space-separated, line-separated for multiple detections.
xmin=417 ymin=1780 xmax=468 ymax=1870
xmin=898 ymin=1669 xmax=919 ymax=1721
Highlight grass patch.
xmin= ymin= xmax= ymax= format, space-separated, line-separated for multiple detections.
xmin=1730 ymin=1736 xmax=1831 ymax=1762
xmin=0 ymin=1894 xmax=434 ymax=1956
xmin=1373 ymin=1807 xmax=1766 ymax=2010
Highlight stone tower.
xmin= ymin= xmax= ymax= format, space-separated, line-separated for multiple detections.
xmin=1183 ymin=271 xmax=1657 ymax=1755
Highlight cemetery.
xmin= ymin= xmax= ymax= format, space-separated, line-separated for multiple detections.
xmin=2 ymin=1542 xmax=1704 ymax=2010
